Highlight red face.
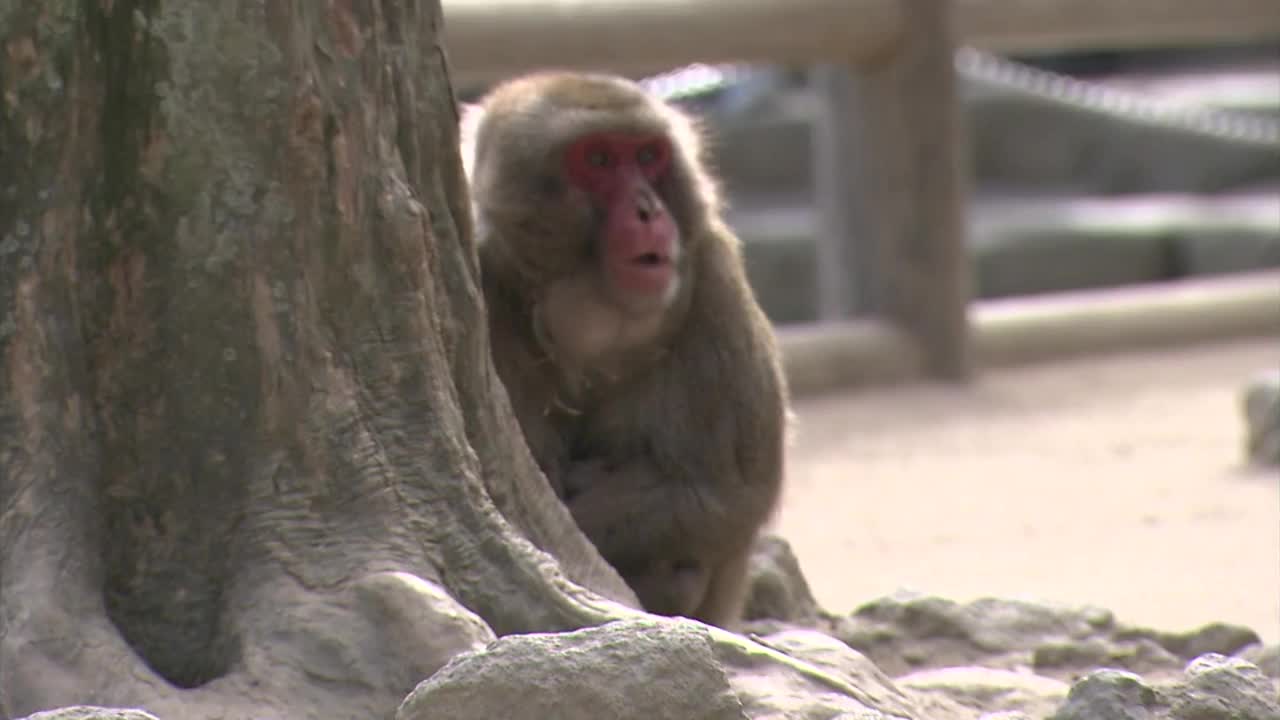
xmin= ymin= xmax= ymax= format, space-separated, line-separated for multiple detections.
xmin=564 ymin=133 xmax=679 ymax=304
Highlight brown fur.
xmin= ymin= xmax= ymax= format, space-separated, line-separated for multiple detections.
xmin=467 ymin=72 xmax=789 ymax=628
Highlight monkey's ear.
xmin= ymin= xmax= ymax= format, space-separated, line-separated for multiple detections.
xmin=458 ymin=101 xmax=486 ymax=184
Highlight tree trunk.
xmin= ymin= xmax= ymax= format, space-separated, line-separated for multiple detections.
xmin=0 ymin=2 xmax=636 ymax=718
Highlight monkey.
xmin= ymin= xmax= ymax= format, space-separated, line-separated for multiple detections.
xmin=464 ymin=71 xmax=789 ymax=628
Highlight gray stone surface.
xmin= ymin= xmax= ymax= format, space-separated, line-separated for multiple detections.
xmin=1243 ymin=369 xmax=1280 ymax=466
xmin=19 ymin=709 xmax=160 ymax=720
xmin=898 ymin=666 xmax=1068 ymax=719
xmin=1050 ymin=669 xmax=1161 ymax=720
xmin=744 ymin=534 xmax=822 ymax=624
xmin=399 ymin=617 xmax=906 ymax=720
xmin=1051 ymin=655 xmax=1280 ymax=720
xmin=1241 ymin=644 xmax=1280 ymax=679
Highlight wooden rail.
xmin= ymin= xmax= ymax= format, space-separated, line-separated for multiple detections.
xmin=442 ymin=0 xmax=903 ymax=84
xmin=443 ymin=0 xmax=1280 ymax=83
xmin=959 ymin=0 xmax=1280 ymax=54
xmin=781 ymin=270 xmax=1280 ymax=397
xmin=442 ymin=0 xmax=1279 ymax=383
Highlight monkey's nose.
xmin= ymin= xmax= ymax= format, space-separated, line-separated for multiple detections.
xmin=635 ymin=194 xmax=661 ymax=223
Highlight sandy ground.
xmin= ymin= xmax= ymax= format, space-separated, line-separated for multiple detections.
xmin=777 ymin=336 xmax=1280 ymax=643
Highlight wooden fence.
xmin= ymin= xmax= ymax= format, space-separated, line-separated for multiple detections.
xmin=442 ymin=0 xmax=1280 ymax=386
xmin=444 ymin=0 xmax=1280 ymax=82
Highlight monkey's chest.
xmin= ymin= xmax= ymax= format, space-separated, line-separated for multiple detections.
xmin=555 ymin=375 xmax=671 ymax=463
xmin=538 ymin=276 xmax=668 ymax=377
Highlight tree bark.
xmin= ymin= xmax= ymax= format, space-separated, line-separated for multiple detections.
xmin=0 ymin=2 xmax=635 ymax=718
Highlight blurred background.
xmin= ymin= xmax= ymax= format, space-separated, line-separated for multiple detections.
xmin=444 ymin=1 xmax=1279 ymax=641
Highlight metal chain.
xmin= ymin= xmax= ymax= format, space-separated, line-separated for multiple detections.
xmin=641 ymin=48 xmax=1280 ymax=148
xmin=954 ymin=46 xmax=1279 ymax=147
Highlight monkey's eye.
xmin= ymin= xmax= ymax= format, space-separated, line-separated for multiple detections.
xmin=586 ymin=148 xmax=612 ymax=168
xmin=635 ymin=144 xmax=661 ymax=166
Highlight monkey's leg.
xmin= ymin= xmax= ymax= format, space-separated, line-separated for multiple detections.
xmin=622 ymin=558 xmax=710 ymax=619
xmin=689 ymin=542 xmax=754 ymax=630
xmin=558 ymin=459 xmax=763 ymax=629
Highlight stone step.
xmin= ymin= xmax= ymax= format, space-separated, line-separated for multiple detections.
xmin=733 ymin=192 xmax=1280 ymax=325
xmin=705 ymin=64 xmax=1280 ymax=198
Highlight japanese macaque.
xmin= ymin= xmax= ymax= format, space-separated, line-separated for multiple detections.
xmin=464 ymin=72 xmax=789 ymax=628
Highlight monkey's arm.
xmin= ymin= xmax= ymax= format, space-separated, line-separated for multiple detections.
xmin=565 ymin=289 xmax=789 ymax=563
xmin=562 ymin=456 xmax=737 ymax=561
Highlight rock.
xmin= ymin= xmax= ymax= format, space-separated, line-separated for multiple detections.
xmin=399 ymin=617 xmax=741 ymax=720
xmin=898 ymin=666 xmax=1068 ymax=719
xmin=1033 ymin=636 xmax=1182 ymax=675
xmin=1239 ymin=644 xmax=1280 ymax=679
xmin=830 ymin=592 xmax=1271 ymax=683
xmin=400 ymin=616 xmax=909 ymax=720
xmin=1171 ymin=653 xmax=1280 ymax=720
xmin=19 ymin=709 xmax=160 ymax=720
xmin=1050 ymin=669 xmax=1161 ymax=720
xmin=747 ymin=629 xmax=922 ymax=718
xmin=1179 ymin=623 xmax=1264 ymax=659
xmin=744 ymin=534 xmax=821 ymax=624
xmin=1119 ymin=621 xmax=1263 ymax=660
xmin=831 ymin=592 xmax=1118 ymax=676
xmin=1050 ymin=654 xmax=1280 ymax=720
xmin=1243 ymin=369 xmax=1280 ymax=466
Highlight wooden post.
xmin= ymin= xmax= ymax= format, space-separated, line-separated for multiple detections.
xmin=839 ymin=0 xmax=973 ymax=379
xmin=811 ymin=64 xmax=872 ymax=320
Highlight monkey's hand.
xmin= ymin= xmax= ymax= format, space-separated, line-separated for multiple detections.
xmin=557 ymin=457 xmax=611 ymax=502
xmin=561 ymin=457 xmax=710 ymax=613
xmin=561 ymin=457 xmax=699 ymax=561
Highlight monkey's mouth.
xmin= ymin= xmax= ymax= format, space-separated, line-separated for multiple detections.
xmin=631 ymin=252 xmax=671 ymax=267
xmin=612 ymin=250 xmax=676 ymax=296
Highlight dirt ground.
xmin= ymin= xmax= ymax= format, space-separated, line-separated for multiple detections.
xmin=777 ymin=336 xmax=1280 ymax=643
